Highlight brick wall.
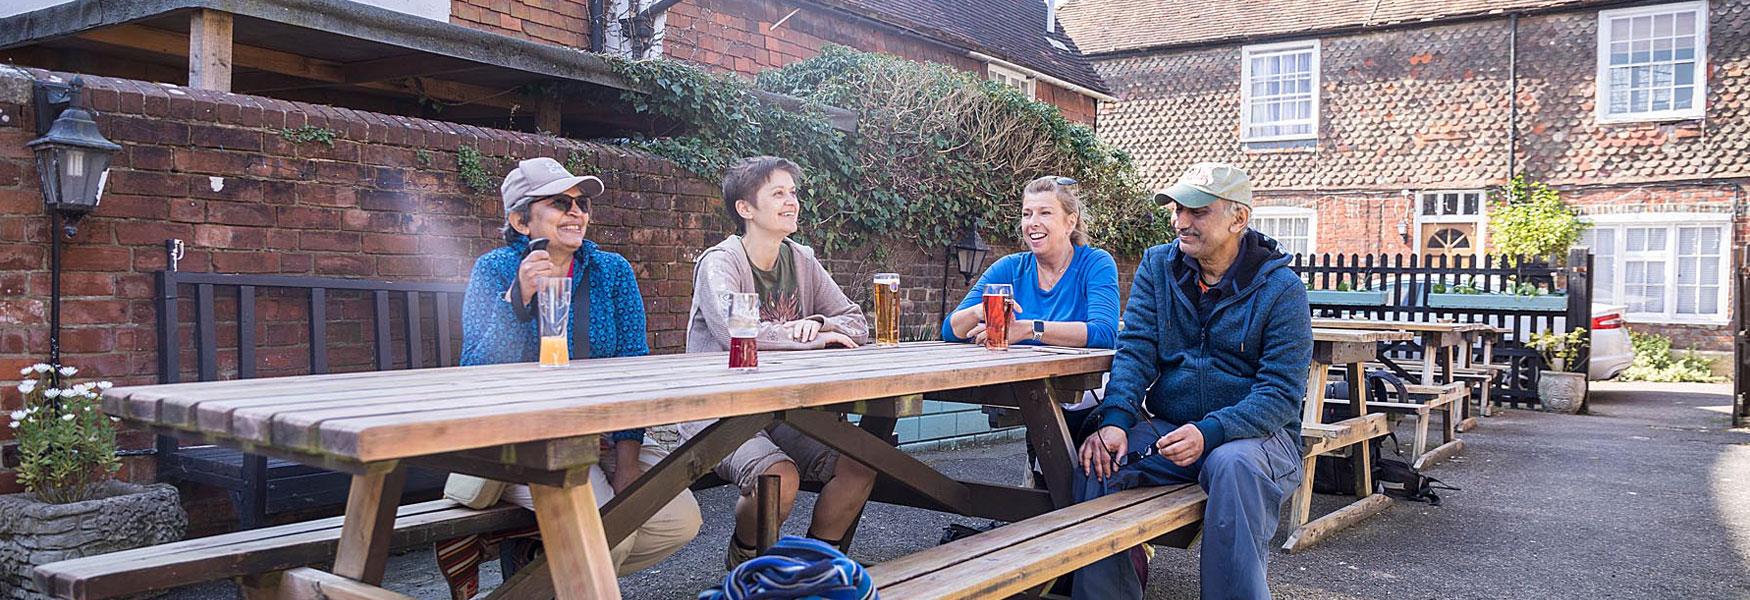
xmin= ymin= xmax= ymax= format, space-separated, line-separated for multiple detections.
xmin=661 ymin=0 xmax=1097 ymax=125
xmin=451 ymin=0 xmax=591 ymax=48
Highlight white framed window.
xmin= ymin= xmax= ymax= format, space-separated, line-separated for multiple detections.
xmin=1241 ymin=40 xmax=1319 ymax=142
xmin=988 ymin=63 xmax=1035 ymax=99
xmin=1596 ymin=1 xmax=1708 ymax=123
xmin=1250 ymin=207 xmax=1317 ymax=256
xmin=1579 ymin=213 xmax=1730 ymax=324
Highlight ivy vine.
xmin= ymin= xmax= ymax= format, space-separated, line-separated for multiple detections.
xmin=278 ymin=125 xmax=337 ymax=146
xmin=609 ymin=45 xmax=1170 ymax=255
xmin=456 ymin=144 xmax=496 ymax=194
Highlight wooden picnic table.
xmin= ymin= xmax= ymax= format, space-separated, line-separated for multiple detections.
xmin=99 ymin=342 xmax=1112 ymax=600
xmin=1313 ymin=318 xmax=1505 ymax=424
xmin=1282 ymin=327 xmax=1414 ymax=552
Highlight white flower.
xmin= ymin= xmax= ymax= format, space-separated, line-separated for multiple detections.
xmin=18 ymin=367 xmax=29 ymax=375
xmin=17 ymin=381 xmax=35 ymax=393
xmin=61 ymin=413 xmax=75 ymax=421
xmin=32 ymin=364 xmax=50 ymax=373
xmin=7 ymin=422 xmax=16 ymax=429
xmin=110 ymin=417 xmax=120 ymax=423
xmin=8 ymin=410 xmax=22 ymax=421
xmin=96 ymin=381 xmax=112 ymax=390
xmin=59 ymin=366 xmax=76 ymax=377
xmin=44 ymin=388 xmax=61 ymax=398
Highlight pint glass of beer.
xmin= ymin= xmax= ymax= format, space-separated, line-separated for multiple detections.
xmin=873 ymin=273 xmax=900 ymax=347
xmin=537 ymin=276 xmax=572 ymax=367
xmin=982 ymin=283 xmax=1013 ymax=351
xmin=728 ymin=292 xmax=760 ymax=371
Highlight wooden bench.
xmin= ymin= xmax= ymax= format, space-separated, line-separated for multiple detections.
xmin=31 ymin=499 xmax=535 ymax=600
xmin=1324 ymin=382 xmax=1465 ymax=470
xmin=152 ymin=246 xmax=465 ymax=528
xmin=1362 ymin=361 xmax=1504 ymax=431
xmin=868 ymin=484 xmax=1206 ymax=600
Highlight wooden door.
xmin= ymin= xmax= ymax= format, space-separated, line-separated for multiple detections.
xmin=1420 ymin=222 xmax=1477 ymax=262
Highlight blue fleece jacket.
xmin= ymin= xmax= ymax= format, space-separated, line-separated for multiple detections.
xmin=460 ymin=234 xmax=650 ymax=442
xmin=1090 ymin=230 xmax=1312 ymax=451
xmin=941 ymin=245 xmax=1121 ymax=349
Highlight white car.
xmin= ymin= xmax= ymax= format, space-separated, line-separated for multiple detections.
xmin=1588 ymin=303 xmax=1633 ymax=380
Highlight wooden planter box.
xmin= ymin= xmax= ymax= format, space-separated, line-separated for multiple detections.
xmin=1427 ymin=292 xmax=1567 ymax=311
xmin=1306 ymin=290 xmax=1388 ymax=306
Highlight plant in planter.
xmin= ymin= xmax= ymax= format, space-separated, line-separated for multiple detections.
xmin=1526 ymin=329 xmax=1590 ymax=414
xmin=1304 ymin=280 xmax=1389 ymax=306
xmin=0 ymin=364 xmax=186 ymax=600
xmin=1428 ymin=277 xmax=1568 ymax=310
xmin=1489 ymin=175 xmax=1589 ymax=266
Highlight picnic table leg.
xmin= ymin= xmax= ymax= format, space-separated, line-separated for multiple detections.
xmin=1013 ymin=381 xmax=1077 ymax=508
xmin=530 ymin=478 xmax=621 ymax=600
xmin=1480 ymin=336 xmax=1497 ymax=417
xmin=1286 ymin=362 xmax=1330 ymax=531
xmin=1420 ymin=339 xmax=1438 ymax=386
xmin=1343 ymin=362 xmax=1372 ymax=498
xmin=332 ymin=463 xmax=408 ymax=585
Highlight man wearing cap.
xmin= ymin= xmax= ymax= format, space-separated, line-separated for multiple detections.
xmin=436 ymin=157 xmax=702 ymax=599
xmin=1073 ymin=163 xmax=1311 ymax=599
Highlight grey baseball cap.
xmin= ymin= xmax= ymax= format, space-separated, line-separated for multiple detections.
xmin=500 ymin=157 xmax=605 ymax=217
xmin=1154 ymin=162 xmax=1253 ymax=208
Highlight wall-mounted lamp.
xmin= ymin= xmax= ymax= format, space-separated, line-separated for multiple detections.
xmin=28 ymin=76 xmax=119 ymax=375
xmin=939 ymin=220 xmax=992 ymax=322
xmin=30 ymin=77 xmax=119 ymax=240
xmin=1397 ymin=220 xmax=1410 ymax=245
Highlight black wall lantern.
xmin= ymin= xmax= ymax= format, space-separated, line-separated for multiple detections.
xmin=30 ymin=77 xmax=119 ymax=239
xmin=938 ymin=220 xmax=992 ymax=322
xmin=29 ymin=76 xmax=119 ymax=374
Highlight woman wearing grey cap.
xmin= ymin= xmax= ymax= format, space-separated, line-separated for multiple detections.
xmin=434 ymin=158 xmax=701 ymax=599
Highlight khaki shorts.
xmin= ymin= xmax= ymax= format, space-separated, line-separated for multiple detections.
xmin=714 ymin=422 xmax=840 ymax=496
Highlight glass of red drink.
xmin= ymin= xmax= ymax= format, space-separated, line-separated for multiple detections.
xmin=982 ymin=283 xmax=1013 ymax=351
xmin=728 ymin=292 xmax=759 ymax=371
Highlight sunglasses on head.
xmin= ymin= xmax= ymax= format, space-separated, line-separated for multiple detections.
xmin=533 ymin=194 xmax=590 ymax=214
xmin=1052 ymin=176 xmax=1079 ymax=186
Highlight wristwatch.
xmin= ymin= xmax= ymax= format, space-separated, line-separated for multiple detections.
xmin=1031 ymin=319 xmax=1045 ymax=342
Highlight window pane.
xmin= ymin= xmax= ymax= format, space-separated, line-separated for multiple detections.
xmin=1654 ymin=13 xmax=1673 ymax=37
xmin=1699 ymin=286 xmax=1718 ymax=314
xmin=1422 ymin=195 xmax=1436 ymax=215
xmin=1678 ymin=256 xmax=1698 ymax=284
xmin=1443 ymin=193 xmax=1459 ymax=215
xmin=1653 ymin=37 xmax=1673 ymax=62
xmin=1675 ymin=87 xmax=1694 ymax=109
xmin=1611 ymin=17 xmax=1631 ymax=38
xmin=1627 ymin=227 xmax=1648 ymax=252
xmin=1677 ymin=286 xmax=1698 ymax=314
xmin=1646 ymin=228 xmax=1667 ymax=250
xmin=1700 ymin=257 xmax=1720 ymax=285
xmin=1463 ymin=193 xmax=1479 ymax=215
xmin=1632 ymin=15 xmax=1651 ymax=38
xmin=1676 ymin=11 xmax=1695 ymax=35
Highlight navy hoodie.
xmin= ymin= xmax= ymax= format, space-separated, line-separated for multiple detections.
xmin=1091 ymin=230 xmax=1312 ymax=451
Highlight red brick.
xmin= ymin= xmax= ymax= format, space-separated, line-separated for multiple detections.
xmin=58 ymin=272 xmax=115 ymax=296
xmin=362 ymin=233 xmax=420 ymax=254
xmin=108 ymin=170 xmax=188 ymax=198
xmin=315 ymin=254 xmax=374 ymax=276
xmin=193 ymin=224 xmax=266 ymax=249
xmin=59 ymin=246 xmax=130 ymax=271
xmin=207 ymin=202 xmax=274 ymax=226
xmin=60 ymin=299 xmax=126 ymax=324
xmin=300 ymin=231 xmax=360 ymax=252
xmin=60 ymin=327 xmax=115 ymax=353
xmin=211 ymin=251 xmax=279 ymax=273
xmin=113 ymin=221 xmax=194 ymax=246
xmin=276 ymin=206 xmax=341 ymax=229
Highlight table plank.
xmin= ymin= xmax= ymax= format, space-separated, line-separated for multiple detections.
xmin=1312 ymin=318 xmax=1495 ymax=334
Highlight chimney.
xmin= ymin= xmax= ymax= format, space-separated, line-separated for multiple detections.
xmin=1046 ymin=0 xmax=1058 ymax=33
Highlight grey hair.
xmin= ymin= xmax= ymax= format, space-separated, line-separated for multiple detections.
xmin=501 ymin=201 xmax=535 ymax=245
xmin=1223 ymin=199 xmax=1251 ymax=224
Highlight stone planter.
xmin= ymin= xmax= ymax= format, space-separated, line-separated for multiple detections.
xmin=0 ymin=482 xmax=186 ymax=600
xmin=1306 ymin=289 xmax=1388 ymax=307
xmin=1428 ymin=292 xmax=1567 ymax=311
xmin=1537 ymin=370 xmax=1588 ymax=414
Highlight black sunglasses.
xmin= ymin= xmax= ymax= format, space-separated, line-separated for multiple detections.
xmin=1052 ymin=176 xmax=1079 ymax=186
xmin=534 ymin=194 xmax=590 ymax=214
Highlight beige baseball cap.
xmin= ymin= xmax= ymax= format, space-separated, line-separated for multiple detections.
xmin=1154 ymin=162 xmax=1253 ymax=208
xmin=500 ymin=157 xmax=605 ymax=218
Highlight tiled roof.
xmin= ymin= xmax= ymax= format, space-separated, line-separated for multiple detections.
xmin=817 ymin=0 xmax=1112 ymax=94
xmin=1058 ymin=0 xmax=1610 ymax=55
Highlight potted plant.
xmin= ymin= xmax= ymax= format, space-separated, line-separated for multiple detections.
xmin=1488 ymin=175 xmax=1590 ymax=266
xmin=0 ymin=364 xmax=186 ymax=600
xmin=1305 ymin=280 xmax=1389 ymax=307
xmin=1526 ymin=329 xmax=1589 ymax=414
xmin=1428 ymin=279 xmax=1568 ymax=311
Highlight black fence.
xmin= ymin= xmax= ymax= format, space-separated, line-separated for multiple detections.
xmin=1735 ymin=245 xmax=1748 ymax=428
xmin=1291 ymin=248 xmax=1594 ymax=407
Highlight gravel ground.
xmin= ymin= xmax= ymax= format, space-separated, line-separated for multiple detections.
xmin=159 ymin=381 xmax=1750 ymax=599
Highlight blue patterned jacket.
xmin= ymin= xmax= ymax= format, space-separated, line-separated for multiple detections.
xmin=461 ymin=234 xmax=649 ymax=442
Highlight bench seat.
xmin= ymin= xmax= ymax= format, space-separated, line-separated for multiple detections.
xmin=1324 ymin=382 xmax=1464 ymax=469
xmin=32 ymin=499 xmax=534 ymax=600
xmin=868 ymin=484 xmax=1206 ymax=600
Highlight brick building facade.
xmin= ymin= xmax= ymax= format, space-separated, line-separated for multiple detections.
xmin=1064 ymin=0 xmax=1748 ymax=350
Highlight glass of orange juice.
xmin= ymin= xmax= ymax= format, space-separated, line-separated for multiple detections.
xmin=537 ymin=276 xmax=571 ymax=367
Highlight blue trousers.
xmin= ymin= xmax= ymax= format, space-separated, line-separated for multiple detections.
xmin=1070 ymin=419 xmax=1303 ymax=600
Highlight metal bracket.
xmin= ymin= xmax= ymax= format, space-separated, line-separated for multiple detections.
xmin=32 ymin=79 xmax=75 ymax=135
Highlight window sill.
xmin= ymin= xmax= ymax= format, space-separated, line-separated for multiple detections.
xmin=1242 ymin=139 xmax=1317 ymax=153
xmin=1623 ymin=316 xmax=1730 ymax=327
xmin=1594 ymin=114 xmax=1706 ymax=126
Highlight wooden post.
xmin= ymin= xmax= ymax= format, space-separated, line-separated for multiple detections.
xmin=188 ymin=9 xmax=234 ymax=91
xmin=756 ymin=473 xmax=781 ymax=552
xmin=536 ymin=94 xmax=562 ymax=134
xmin=1565 ymin=248 xmax=1593 ymax=373
xmin=332 ymin=464 xmax=408 ymax=584
xmin=529 ymin=479 xmax=622 ymax=600
xmin=1736 ymin=245 xmax=1749 ymax=428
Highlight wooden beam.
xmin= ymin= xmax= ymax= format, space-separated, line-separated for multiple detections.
xmin=1282 ymin=493 xmax=1392 ymax=553
xmin=536 ymin=93 xmax=562 ymax=134
xmin=243 ymin=568 xmax=416 ymax=600
xmin=1412 ymin=439 xmax=1464 ymax=471
xmin=187 ymin=10 xmax=233 ymax=91
xmin=529 ymin=480 xmax=621 ymax=600
xmin=331 ymin=465 xmax=408 ymax=585
xmin=343 ymin=54 xmax=486 ymax=84
xmin=76 ymin=24 xmax=517 ymax=109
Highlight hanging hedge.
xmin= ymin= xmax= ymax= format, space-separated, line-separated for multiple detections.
xmin=610 ymin=45 xmax=1169 ymax=256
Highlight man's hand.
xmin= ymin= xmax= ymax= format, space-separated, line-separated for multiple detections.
xmin=816 ymin=331 xmax=857 ymax=349
xmin=611 ymin=463 xmax=642 ymax=493
xmin=786 ymin=319 xmax=822 ymax=343
xmin=1078 ymin=425 xmax=1127 ymax=480
xmin=517 ymin=249 xmax=555 ymax=305
xmin=967 ymin=323 xmax=987 ymax=344
xmin=1155 ymin=423 xmax=1205 ymax=467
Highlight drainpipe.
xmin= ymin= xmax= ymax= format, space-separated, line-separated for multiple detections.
xmin=590 ymin=0 xmax=606 ymax=52
xmin=1507 ymin=13 xmax=1520 ymax=181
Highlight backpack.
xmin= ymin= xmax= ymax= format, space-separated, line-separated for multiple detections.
xmin=1313 ymin=370 xmax=1458 ymax=504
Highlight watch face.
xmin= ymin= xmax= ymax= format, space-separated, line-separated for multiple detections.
xmin=1033 ymin=320 xmax=1045 ymax=333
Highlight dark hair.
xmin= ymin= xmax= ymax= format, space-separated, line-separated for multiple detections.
xmin=502 ymin=200 xmax=535 ymax=245
xmin=721 ymin=156 xmax=802 ymax=234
